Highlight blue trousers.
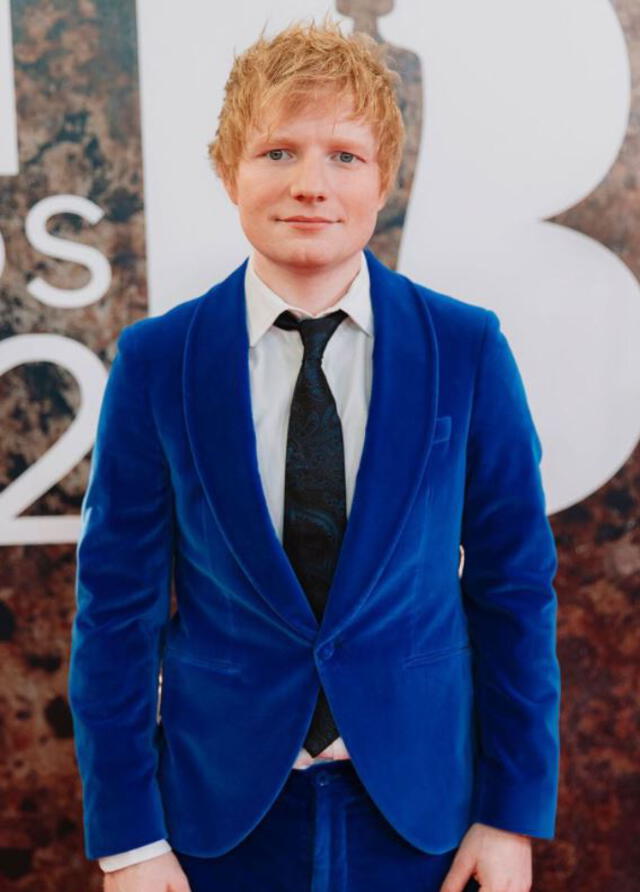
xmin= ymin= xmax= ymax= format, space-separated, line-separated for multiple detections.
xmin=175 ymin=759 xmax=481 ymax=892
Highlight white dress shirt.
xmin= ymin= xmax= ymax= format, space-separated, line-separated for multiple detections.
xmin=99 ymin=250 xmax=373 ymax=871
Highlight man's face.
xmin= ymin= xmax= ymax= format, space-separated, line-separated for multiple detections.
xmin=223 ymin=94 xmax=387 ymax=275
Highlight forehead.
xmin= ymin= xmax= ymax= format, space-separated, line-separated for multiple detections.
xmin=245 ymin=93 xmax=377 ymax=146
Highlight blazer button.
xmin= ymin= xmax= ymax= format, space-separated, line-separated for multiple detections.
xmin=319 ymin=643 xmax=334 ymax=661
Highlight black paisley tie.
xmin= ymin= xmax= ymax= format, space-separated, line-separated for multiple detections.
xmin=273 ymin=307 xmax=348 ymax=756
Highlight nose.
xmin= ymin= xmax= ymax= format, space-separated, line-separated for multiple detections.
xmin=289 ymin=154 xmax=328 ymax=202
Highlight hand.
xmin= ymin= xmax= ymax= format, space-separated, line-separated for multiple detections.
xmin=103 ymin=851 xmax=191 ymax=892
xmin=440 ymin=822 xmax=532 ymax=892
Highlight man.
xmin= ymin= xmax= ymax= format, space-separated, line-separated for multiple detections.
xmin=68 ymin=18 xmax=561 ymax=892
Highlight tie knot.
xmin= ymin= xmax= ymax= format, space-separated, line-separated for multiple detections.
xmin=274 ymin=309 xmax=348 ymax=360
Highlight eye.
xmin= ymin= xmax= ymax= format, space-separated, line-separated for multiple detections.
xmin=335 ymin=151 xmax=357 ymax=164
xmin=265 ymin=149 xmax=291 ymax=161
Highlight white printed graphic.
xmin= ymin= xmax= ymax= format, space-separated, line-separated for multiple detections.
xmin=0 ymin=335 xmax=107 ymax=544
xmin=393 ymin=0 xmax=637 ymax=514
xmin=26 ymin=196 xmax=112 ymax=307
xmin=0 ymin=0 xmax=18 ymax=175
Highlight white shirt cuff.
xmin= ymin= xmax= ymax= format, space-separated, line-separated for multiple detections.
xmin=98 ymin=839 xmax=172 ymax=872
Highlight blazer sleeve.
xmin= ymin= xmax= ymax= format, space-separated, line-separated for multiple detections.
xmin=68 ymin=323 xmax=174 ymax=859
xmin=460 ymin=310 xmax=561 ymax=840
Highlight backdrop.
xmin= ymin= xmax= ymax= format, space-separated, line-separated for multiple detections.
xmin=0 ymin=0 xmax=638 ymax=888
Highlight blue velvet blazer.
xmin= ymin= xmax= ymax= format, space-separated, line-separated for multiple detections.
xmin=68 ymin=247 xmax=561 ymax=860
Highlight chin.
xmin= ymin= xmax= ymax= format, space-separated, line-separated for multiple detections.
xmin=267 ymin=243 xmax=344 ymax=270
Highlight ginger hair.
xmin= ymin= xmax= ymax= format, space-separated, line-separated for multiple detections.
xmin=207 ymin=16 xmax=405 ymax=199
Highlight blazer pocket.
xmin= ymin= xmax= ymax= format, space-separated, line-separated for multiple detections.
xmin=402 ymin=641 xmax=471 ymax=669
xmin=432 ymin=415 xmax=452 ymax=445
xmin=163 ymin=645 xmax=241 ymax=675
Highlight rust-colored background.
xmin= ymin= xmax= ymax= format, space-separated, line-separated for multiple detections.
xmin=0 ymin=0 xmax=638 ymax=888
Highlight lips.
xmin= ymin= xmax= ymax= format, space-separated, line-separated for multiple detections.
xmin=281 ymin=216 xmax=334 ymax=223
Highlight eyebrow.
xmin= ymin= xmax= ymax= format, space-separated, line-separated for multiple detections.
xmin=252 ymin=132 xmax=372 ymax=154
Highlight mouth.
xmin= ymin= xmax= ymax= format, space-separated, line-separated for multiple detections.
xmin=278 ymin=216 xmax=336 ymax=226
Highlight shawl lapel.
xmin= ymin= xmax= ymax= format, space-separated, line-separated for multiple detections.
xmin=183 ymin=249 xmax=439 ymax=642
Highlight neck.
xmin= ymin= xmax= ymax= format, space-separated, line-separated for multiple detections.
xmin=252 ymin=252 xmax=363 ymax=315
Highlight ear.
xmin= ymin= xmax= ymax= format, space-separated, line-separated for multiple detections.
xmin=377 ymin=183 xmax=390 ymax=211
xmin=376 ymin=166 xmax=392 ymax=210
xmin=221 ymin=170 xmax=238 ymax=205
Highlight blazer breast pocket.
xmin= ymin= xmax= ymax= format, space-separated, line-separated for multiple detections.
xmin=432 ymin=415 xmax=452 ymax=446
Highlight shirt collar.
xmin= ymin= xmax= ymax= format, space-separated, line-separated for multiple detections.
xmin=244 ymin=249 xmax=373 ymax=347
